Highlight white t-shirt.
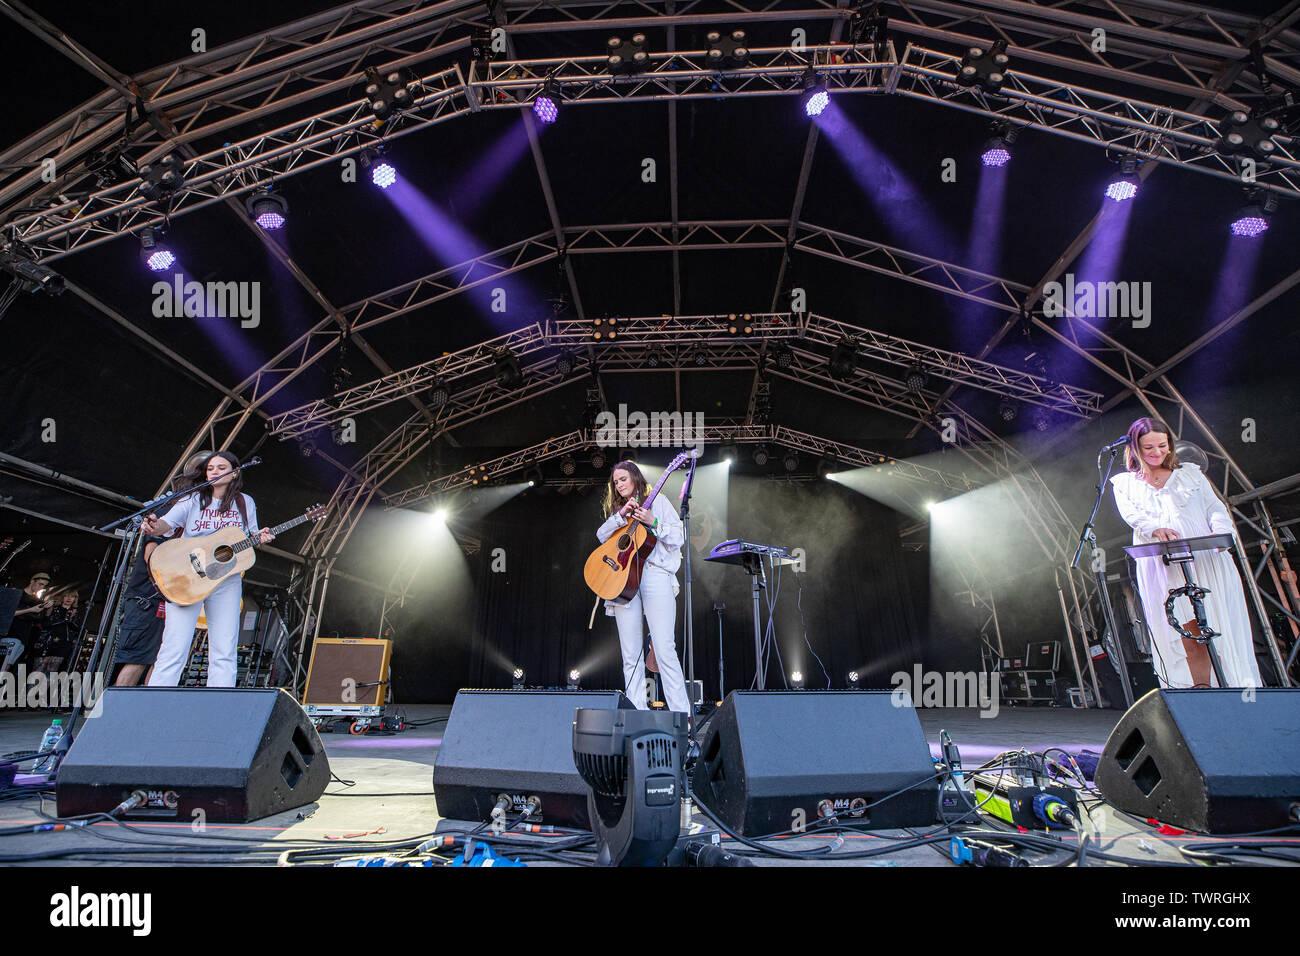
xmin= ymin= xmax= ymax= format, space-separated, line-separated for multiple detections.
xmin=159 ymin=492 xmax=258 ymax=539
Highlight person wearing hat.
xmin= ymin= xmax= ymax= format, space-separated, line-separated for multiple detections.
xmin=0 ymin=572 xmax=54 ymax=674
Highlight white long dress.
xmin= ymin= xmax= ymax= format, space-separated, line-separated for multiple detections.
xmin=1110 ymin=463 xmax=1262 ymax=689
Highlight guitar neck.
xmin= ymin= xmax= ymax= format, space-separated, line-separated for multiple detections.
xmin=230 ymin=512 xmax=312 ymax=555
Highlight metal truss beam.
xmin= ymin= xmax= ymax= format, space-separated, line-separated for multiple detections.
xmin=11 ymin=33 xmax=1300 ymax=258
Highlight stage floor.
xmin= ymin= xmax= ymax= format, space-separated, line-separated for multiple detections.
xmin=0 ymin=702 xmax=1255 ymax=867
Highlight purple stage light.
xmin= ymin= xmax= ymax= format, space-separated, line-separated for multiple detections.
xmin=371 ymin=161 xmax=397 ymax=189
xmin=533 ymin=94 xmax=558 ymax=124
xmin=981 ymin=146 xmax=1011 ymax=167
xmin=1104 ymin=177 xmax=1138 ymax=202
xmin=1229 ymin=214 xmax=1268 ymax=237
xmin=145 ymin=248 xmax=176 ymax=272
xmin=254 ymin=210 xmax=286 ymax=230
xmin=804 ymin=89 xmax=829 ymax=117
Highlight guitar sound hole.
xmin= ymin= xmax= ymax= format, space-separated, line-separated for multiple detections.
xmin=213 ymin=545 xmax=235 ymax=563
xmin=616 ymin=533 xmax=633 ymax=551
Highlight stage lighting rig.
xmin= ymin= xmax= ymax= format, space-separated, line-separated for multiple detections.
xmin=905 ymin=362 xmax=929 ymax=392
xmin=364 ymin=67 xmax=417 ymax=121
xmin=791 ymin=670 xmax=804 ymax=688
xmin=427 ymin=376 xmax=451 ymax=408
xmin=706 ymin=29 xmax=749 ymax=69
xmin=494 ymin=349 xmax=523 ymax=388
xmin=533 ymin=79 xmax=561 ymax=124
xmin=998 ymin=397 xmax=1018 ymax=422
xmin=1230 ymin=190 xmax=1277 ymax=237
xmin=980 ymin=124 xmax=1019 ymax=167
xmin=847 ymin=670 xmax=861 ymax=688
xmin=560 ymin=454 xmax=577 ymax=476
xmin=0 ymin=246 xmax=64 ymax=295
xmin=139 ymin=227 xmax=176 ymax=273
xmin=360 ymin=147 xmax=396 ymax=189
xmin=800 ymin=69 xmax=829 ymax=117
xmin=512 ymin=668 xmax=525 ymax=690
xmin=568 ymin=668 xmax=582 ymax=690
xmin=752 ymin=445 xmax=769 ymax=466
xmin=1216 ymin=109 xmax=1283 ymax=162
xmin=772 ymin=341 xmax=795 ymax=369
xmin=606 ymin=34 xmax=649 ymax=75
xmin=245 ymin=186 xmax=288 ymax=230
xmin=592 ymin=316 xmax=617 ymax=341
xmin=1033 ymin=407 xmax=1051 ymax=433
xmin=572 ymin=707 xmax=688 ymax=867
xmin=590 ymin=447 xmax=607 ymax=470
xmin=817 ymin=457 xmax=836 ymax=479
xmin=726 ymin=313 xmax=754 ymax=336
xmin=139 ymin=153 xmax=185 ymax=201
xmin=848 ymin=2 xmax=888 ymax=54
xmin=957 ymin=40 xmax=1009 ymax=94
xmin=783 ymin=450 xmax=799 ymax=472
xmin=1105 ymin=154 xmax=1140 ymax=202
xmin=828 ymin=338 xmax=857 ymax=381
xmin=719 ymin=444 xmax=739 ymax=465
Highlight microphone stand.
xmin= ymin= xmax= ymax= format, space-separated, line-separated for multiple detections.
xmin=47 ymin=459 xmax=262 ymax=774
xmin=1071 ymin=447 xmax=1134 ymax=708
xmin=678 ymin=452 xmax=700 ymax=740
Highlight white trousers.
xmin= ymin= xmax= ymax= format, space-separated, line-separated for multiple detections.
xmin=148 ymin=576 xmax=242 ymax=687
xmin=612 ymin=565 xmax=690 ymax=713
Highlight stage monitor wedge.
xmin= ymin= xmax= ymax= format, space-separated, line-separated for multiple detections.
xmin=433 ymin=688 xmax=635 ymax=828
xmin=56 ymin=687 xmax=330 ymax=823
xmin=1095 ymin=688 xmax=1300 ymax=833
xmin=690 ymin=690 xmax=940 ymax=835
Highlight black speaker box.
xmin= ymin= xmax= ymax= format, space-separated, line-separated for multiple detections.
xmin=433 ymin=688 xmax=634 ymax=828
xmin=56 ymin=687 xmax=330 ymax=823
xmin=690 ymin=691 xmax=939 ymax=835
xmin=1096 ymin=688 xmax=1300 ymax=833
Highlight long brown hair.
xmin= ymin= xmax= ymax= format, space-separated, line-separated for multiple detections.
xmin=196 ymin=450 xmax=249 ymax=526
xmin=1125 ymin=417 xmax=1180 ymax=473
xmin=602 ymin=460 xmax=650 ymax=518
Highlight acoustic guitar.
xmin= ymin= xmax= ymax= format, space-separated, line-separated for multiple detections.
xmin=584 ymin=451 xmax=692 ymax=603
xmin=149 ymin=505 xmax=327 ymax=606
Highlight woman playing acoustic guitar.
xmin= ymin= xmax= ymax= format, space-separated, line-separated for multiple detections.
xmin=595 ymin=461 xmax=690 ymax=713
xmin=141 ymin=451 xmax=273 ymax=687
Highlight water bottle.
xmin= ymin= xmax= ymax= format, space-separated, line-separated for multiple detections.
xmin=34 ymin=718 xmax=63 ymax=773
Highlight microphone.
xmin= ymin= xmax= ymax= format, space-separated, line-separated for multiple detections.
xmin=1101 ymin=436 xmax=1130 ymax=453
xmin=244 ymin=456 xmax=263 ymax=467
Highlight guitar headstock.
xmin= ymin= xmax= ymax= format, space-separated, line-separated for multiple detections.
xmin=666 ymin=450 xmax=692 ymax=474
xmin=306 ymin=504 xmax=328 ymax=522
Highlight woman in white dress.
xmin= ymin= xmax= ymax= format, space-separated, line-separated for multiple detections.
xmin=1110 ymin=418 xmax=1262 ymax=689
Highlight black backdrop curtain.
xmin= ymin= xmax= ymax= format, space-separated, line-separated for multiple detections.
xmin=460 ymin=479 xmax=927 ymax=702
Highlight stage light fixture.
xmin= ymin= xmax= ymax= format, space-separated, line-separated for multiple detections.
xmin=693 ymin=349 xmax=709 ymax=367
xmin=360 ymin=148 xmax=396 ymax=189
xmin=1033 ymin=407 xmax=1051 ymax=432
xmin=720 ymin=444 xmax=738 ymax=465
xmin=706 ymin=29 xmax=749 ymax=68
xmin=998 ymin=397 xmax=1018 ymax=422
xmin=1230 ymin=191 xmax=1277 ymax=237
xmin=568 ymin=668 xmax=581 ymax=690
xmin=905 ymin=363 xmax=928 ymax=392
xmin=980 ymin=125 xmax=1019 ymax=167
xmin=245 ymin=187 xmax=288 ymax=230
xmin=590 ymin=447 xmax=607 ymax=470
xmin=298 ymin=438 xmax=316 ymax=459
xmin=791 ymin=670 xmax=804 ymax=688
xmin=428 ymin=377 xmax=451 ymax=408
xmin=783 ymin=450 xmax=799 ymax=472
xmin=139 ymin=228 xmax=176 ymax=273
xmin=555 ymin=349 xmax=575 ymax=376
xmin=817 ymin=457 xmax=836 ymax=479
xmin=494 ymin=349 xmax=523 ymax=388
xmin=592 ymin=316 xmax=617 ymax=341
xmin=533 ymin=79 xmax=561 ymax=124
xmin=828 ymin=338 xmax=857 ymax=381
xmin=607 ymin=34 xmax=649 ymax=74
xmin=1105 ymin=155 xmax=1140 ymax=203
xmin=645 ymin=348 xmax=664 ymax=369
xmin=957 ymin=39 xmax=1009 ymax=93
xmin=365 ymin=67 xmax=417 ymax=120
xmin=1215 ymin=109 xmax=1282 ymax=162
xmin=525 ymin=465 xmax=544 ymax=487
xmin=800 ymin=69 xmax=829 ymax=117
xmin=512 ymin=668 xmax=525 ymax=690
xmin=752 ymin=445 xmax=769 ymax=466
xmin=560 ymin=454 xmax=577 ymax=476
xmin=847 ymin=671 xmax=860 ymax=687
xmin=139 ymin=153 xmax=185 ymax=201
xmin=773 ymin=342 xmax=795 ymax=369
xmin=725 ymin=313 xmax=754 ymax=336
xmin=0 ymin=250 xmax=64 ymax=295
